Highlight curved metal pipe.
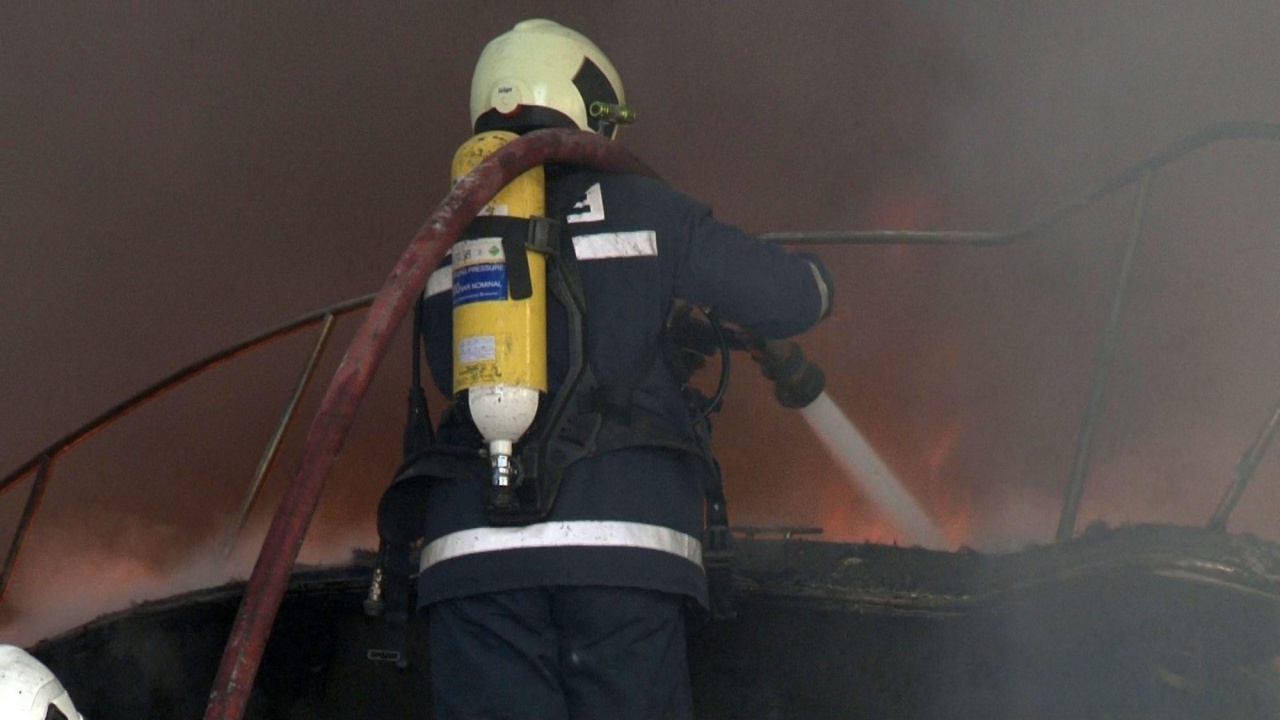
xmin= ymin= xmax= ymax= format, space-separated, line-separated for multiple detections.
xmin=762 ymin=121 xmax=1280 ymax=246
xmin=0 ymin=294 xmax=376 ymax=497
xmin=222 ymin=314 xmax=339 ymax=559
xmin=203 ymin=128 xmax=656 ymax=720
xmin=1207 ymin=397 xmax=1280 ymax=532
xmin=1055 ymin=170 xmax=1154 ymax=542
xmin=0 ymin=455 xmax=53 ymax=607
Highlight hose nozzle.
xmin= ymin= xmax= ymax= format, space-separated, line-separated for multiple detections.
xmin=749 ymin=339 xmax=825 ymax=409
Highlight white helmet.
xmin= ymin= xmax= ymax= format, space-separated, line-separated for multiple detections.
xmin=0 ymin=645 xmax=82 ymax=720
xmin=470 ymin=19 xmax=633 ymax=138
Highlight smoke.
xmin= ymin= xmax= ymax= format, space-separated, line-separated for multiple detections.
xmin=4 ymin=1 xmax=1280 ymax=642
xmin=917 ymin=2 xmax=1280 ymax=544
xmin=0 ymin=508 xmax=374 ymax=647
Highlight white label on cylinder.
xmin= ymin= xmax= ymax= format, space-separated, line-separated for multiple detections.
xmin=459 ymin=335 xmax=496 ymax=363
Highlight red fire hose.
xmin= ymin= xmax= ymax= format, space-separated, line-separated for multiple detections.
xmin=204 ymin=129 xmax=656 ymax=720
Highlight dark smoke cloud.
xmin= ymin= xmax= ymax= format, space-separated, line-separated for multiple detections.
xmin=3 ymin=1 xmax=1280 ymax=641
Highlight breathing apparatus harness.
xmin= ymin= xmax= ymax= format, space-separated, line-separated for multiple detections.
xmin=488 ymin=212 xmax=737 ymax=619
xmin=445 ymin=186 xmax=737 ymax=617
xmin=485 ymin=213 xmax=716 ymax=525
xmin=365 ymin=165 xmax=741 ymax=667
xmin=364 ymin=199 xmax=827 ymax=665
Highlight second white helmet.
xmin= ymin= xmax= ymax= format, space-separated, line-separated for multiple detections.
xmin=0 ymin=645 xmax=82 ymax=720
xmin=470 ymin=19 xmax=632 ymax=138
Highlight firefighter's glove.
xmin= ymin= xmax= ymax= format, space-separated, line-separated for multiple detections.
xmin=666 ymin=302 xmax=721 ymax=381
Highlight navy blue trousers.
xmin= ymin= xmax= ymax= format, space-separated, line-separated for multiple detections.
xmin=426 ymin=586 xmax=693 ymax=720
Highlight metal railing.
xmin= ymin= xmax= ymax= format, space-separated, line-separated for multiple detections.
xmin=0 ymin=293 xmax=375 ymax=606
xmin=3 ymin=122 xmax=1280 ymax=615
xmin=765 ymin=121 xmax=1280 ymax=543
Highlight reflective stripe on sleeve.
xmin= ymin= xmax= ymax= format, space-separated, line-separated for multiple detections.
xmin=422 ymin=230 xmax=654 ymax=300
xmin=420 ymin=520 xmax=703 ymax=572
xmin=807 ymin=260 xmax=831 ymax=318
xmin=426 ymin=265 xmax=452 ymax=297
xmin=572 ymin=231 xmax=658 ymax=260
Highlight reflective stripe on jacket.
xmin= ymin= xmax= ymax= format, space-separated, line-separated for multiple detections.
xmin=421 ymin=520 xmax=703 ymax=572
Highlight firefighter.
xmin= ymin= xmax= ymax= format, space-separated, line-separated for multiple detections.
xmin=410 ymin=19 xmax=833 ymax=719
xmin=0 ymin=645 xmax=83 ymax=720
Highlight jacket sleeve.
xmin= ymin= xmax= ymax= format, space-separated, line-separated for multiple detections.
xmin=670 ymin=202 xmax=832 ymax=339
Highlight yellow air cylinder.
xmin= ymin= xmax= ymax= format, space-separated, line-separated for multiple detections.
xmin=449 ymin=131 xmax=548 ymax=488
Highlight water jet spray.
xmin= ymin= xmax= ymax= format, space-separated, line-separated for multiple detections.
xmin=748 ymin=337 xmax=948 ymax=549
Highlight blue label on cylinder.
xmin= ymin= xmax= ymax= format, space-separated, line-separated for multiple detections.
xmin=453 ymin=262 xmax=508 ymax=305
xmin=452 ymin=237 xmax=508 ymax=306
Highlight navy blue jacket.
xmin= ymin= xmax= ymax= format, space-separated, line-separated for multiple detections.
xmin=414 ymin=166 xmax=829 ymax=610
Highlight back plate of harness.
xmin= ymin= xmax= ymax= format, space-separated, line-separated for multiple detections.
xmin=374 ymin=177 xmax=737 ymax=623
xmin=472 ymin=203 xmax=737 ymax=617
xmin=482 ymin=211 xmax=708 ymax=525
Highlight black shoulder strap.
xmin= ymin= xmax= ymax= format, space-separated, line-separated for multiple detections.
xmin=495 ymin=221 xmax=709 ymax=525
xmin=466 ymin=215 xmax=536 ymax=300
xmin=403 ymin=292 xmax=434 ymax=457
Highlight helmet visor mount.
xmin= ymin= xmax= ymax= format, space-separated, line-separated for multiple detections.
xmin=571 ymin=57 xmax=630 ymax=138
xmin=589 ymin=100 xmax=636 ymax=136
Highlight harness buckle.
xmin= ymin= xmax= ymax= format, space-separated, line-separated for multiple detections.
xmin=527 ymin=216 xmax=560 ymax=254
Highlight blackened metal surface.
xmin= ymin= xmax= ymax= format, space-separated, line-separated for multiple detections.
xmin=32 ymin=565 xmax=435 ymax=720
xmin=31 ymin=525 xmax=1280 ymax=720
xmin=694 ymin=525 xmax=1280 ymax=719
